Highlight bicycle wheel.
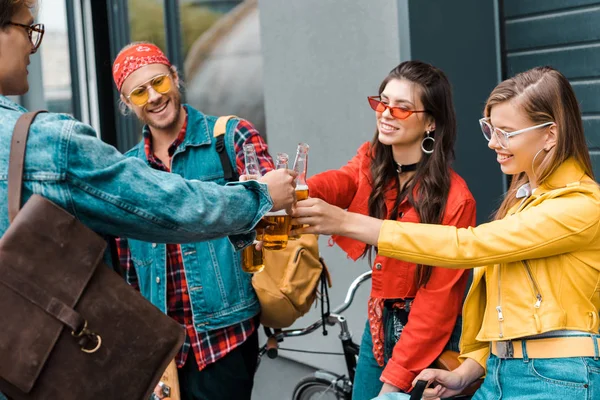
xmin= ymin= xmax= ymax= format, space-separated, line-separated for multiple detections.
xmin=292 ymin=376 xmax=350 ymax=400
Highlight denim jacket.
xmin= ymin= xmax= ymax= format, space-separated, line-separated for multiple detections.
xmin=125 ymin=106 xmax=259 ymax=330
xmin=0 ymin=95 xmax=272 ymax=400
xmin=0 ymin=95 xmax=272 ymax=262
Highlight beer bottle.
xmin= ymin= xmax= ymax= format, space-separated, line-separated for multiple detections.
xmin=241 ymin=144 xmax=265 ymax=273
xmin=243 ymin=143 xmax=262 ymax=179
xmin=289 ymin=143 xmax=309 ymax=240
xmin=263 ymin=153 xmax=292 ymax=250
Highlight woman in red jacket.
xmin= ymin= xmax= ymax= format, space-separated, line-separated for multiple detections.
xmin=306 ymin=60 xmax=476 ymax=398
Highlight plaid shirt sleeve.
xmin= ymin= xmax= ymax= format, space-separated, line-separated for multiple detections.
xmin=116 ymin=237 xmax=140 ymax=291
xmin=233 ymin=119 xmax=275 ymax=176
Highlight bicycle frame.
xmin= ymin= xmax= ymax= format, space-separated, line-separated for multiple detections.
xmin=260 ymin=270 xmax=372 ymax=383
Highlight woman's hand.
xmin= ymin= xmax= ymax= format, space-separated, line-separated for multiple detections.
xmin=291 ymin=198 xmax=348 ymax=236
xmin=413 ymin=368 xmax=466 ymax=399
xmin=292 ymin=198 xmax=383 ymax=245
xmin=412 ymin=357 xmax=484 ymax=400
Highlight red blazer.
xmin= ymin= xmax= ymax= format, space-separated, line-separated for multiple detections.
xmin=307 ymin=142 xmax=476 ymax=391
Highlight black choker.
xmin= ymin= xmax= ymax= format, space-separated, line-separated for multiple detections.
xmin=396 ymin=162 xmax=418 ymax=174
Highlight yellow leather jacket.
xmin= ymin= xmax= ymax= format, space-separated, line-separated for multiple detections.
xmin=377 ymin=159 xmax=600 ymax=370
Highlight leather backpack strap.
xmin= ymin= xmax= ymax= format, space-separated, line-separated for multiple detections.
xmin=8 ymin=111 xmax=47 ymax=223
xmin=213 ymin=115 xmax=239 ymax=182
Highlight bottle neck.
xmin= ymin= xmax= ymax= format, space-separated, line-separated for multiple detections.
xmin=244 ymin=148 xmax=262 ymax=177
xmin=293 ymin=152 xmax=308 ymax=186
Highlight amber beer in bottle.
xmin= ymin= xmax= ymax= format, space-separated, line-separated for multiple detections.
xmin=262 ymin=153 xmax=292 ymax=250
xmin=240 ymin=144 xmax=265 ymax=273
xmin=289 ymin=143 xmax=309 ymax=240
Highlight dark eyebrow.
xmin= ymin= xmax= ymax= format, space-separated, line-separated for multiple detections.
xmin=380 ymin=94 xmax=415 ymax=107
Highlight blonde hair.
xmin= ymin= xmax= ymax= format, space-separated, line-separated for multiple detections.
xmin=486 ymin=67 xmax=594 ymax=219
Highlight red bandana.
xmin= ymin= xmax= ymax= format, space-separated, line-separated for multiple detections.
xmin=112 ymin=43 xmax=171 ymax=91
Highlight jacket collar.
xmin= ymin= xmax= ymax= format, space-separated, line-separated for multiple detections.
xmin=537 ymin=158 xmax=589 ymax=194
xmin=516 ymin=158 xmax=590 ymax=199
xmin=0 ymin=95 xmax=28 ymax=113
xmin=135 ymin=104 xmax=212 ymax=160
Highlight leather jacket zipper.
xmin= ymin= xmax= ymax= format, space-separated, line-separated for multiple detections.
xmin=496 ymin=196 xmax=530 ymax=338
xmin=523 ymin=260 xmax=543 ymax=308
xmin=496 ymin=265 xmax=504 ymax=338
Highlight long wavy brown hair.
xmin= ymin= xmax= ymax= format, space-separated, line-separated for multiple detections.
xmin=364 ymin=60 xmax=457 ymax=288
xmin=486 ymin=67 xmax=595 ymax=220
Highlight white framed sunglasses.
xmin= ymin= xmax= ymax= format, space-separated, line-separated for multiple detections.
xmin=479 ymin=118 xmax=554 ymax=149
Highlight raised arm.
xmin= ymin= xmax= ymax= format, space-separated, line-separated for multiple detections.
xmin=307 ymin=142 xmax=369 ymax=208
xmin=295 ymin=188 xmax=600 ymax=267
xmin=62 ymin=117 xmax=290 ymax=244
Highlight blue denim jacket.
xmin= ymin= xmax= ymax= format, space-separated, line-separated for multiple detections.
xmin=125 ymin=106 xmax=259 ymax=330
xmin=0 ymin=95 xmax=272 ymax=243
xmin=0 ymin=97 xmax=273 ymax=399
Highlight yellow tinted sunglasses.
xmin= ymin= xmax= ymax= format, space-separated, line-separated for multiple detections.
xmin=126 ymin=74 xmax=173 ymax=106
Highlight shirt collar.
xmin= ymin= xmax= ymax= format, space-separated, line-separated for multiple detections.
xmin=516 ymin=183 xmax=532 ymax=199
xmin=516 ymin=158 xmax=589 ymax=199
xmin=143 ymin=108 xmax=189 ymax=167
xmin=0 ymin=95 xmax=28 ymax=113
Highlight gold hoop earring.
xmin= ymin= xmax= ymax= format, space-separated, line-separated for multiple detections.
xmin=531 ymin=147 xmax=547 ymax=178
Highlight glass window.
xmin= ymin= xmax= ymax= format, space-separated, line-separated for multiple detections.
xmin=38 ymin=0 xmax=73 ymax=115
xmin=128 ymin=0 xmax=166 ymax=48
xmin=180 ymin=0 xmax=267 ymax=138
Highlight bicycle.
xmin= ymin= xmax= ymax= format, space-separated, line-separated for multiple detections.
xmin=257 ymin=270 xmax=370 ymax=399
xmin=257 ymin=269 xmax=478 ymax=400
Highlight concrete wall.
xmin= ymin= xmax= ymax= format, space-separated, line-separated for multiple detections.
xmin=258 ymin=0 xmax=405 ymax=374
xmin=258 ymin=0 xmax=501 ymax=375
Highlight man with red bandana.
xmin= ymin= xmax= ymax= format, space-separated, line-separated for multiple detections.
xmin=113 ymin=42 xmax=272 ymax=400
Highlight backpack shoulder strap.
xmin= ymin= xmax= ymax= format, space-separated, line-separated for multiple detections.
xmin=8 ymin=111 xmax=47 ymax=223
xmin=213 ymin=115 xmax=239 ymax=182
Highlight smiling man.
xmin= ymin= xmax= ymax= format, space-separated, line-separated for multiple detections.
xmin=113 ymin=42 xmax=275 ymax=400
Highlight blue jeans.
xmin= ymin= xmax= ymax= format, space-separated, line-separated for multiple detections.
xmin=473 ymin=353 xmax=600 ymax=400
xmin=353 ymin=320 xmax=386 ymax=400
xmin=373 ymin=354 xmax=600 ymax=400
xmin=353 ymin=315 xmax=462 ymax=400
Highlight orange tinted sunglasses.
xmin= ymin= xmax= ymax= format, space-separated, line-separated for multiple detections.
xmin=367 ymin=96 xmax=428 ymax=120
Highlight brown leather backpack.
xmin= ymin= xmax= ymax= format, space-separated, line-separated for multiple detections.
xmin=0 ymin=112 xmax=185 ymax=399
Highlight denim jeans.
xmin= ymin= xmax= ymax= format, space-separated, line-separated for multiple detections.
xmin=353 ymin=313 xmax=462 ymax=400
xmin=473 ymin=353 xmax=600 ymax=400
xmin=353 ymin=320 xmax=386 ymax=400
xmin=372 ymin=354 xmax=600 ymax=400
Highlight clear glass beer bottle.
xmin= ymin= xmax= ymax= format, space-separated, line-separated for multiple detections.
xmin=241 ymin=144 xmax=265 ymax=273
xmin=289 ymin=143 xmax=309 ymax=240
xmin=262 ymin=153 xmax=292 ymax=250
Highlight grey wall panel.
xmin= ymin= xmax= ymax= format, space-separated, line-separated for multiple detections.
xmin=408 ymin=0 xmax=503 ymax=223
xmin=506 ymin=45 xmax=600 ymax=79
xmin=501 ymin=0 xmax=600 ymax=183
xmin=591 ymin=152 xmax=600 ymax=177
xmin=505 ymin=7 xmax=600 ymax=51
xmin=504 ymin=0 xmax=600 ymax=17
xmin=583 ymin=118 xmax=600 ymax=150
xmin=574 ymin=81 xmax=600 ymax=114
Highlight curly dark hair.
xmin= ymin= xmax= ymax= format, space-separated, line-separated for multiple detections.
xmin=364 ymin=60 xmax=457 ymax=288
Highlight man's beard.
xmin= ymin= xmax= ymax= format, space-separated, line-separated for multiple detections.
xmin=144 ymin=94 xmax=182 ymax=130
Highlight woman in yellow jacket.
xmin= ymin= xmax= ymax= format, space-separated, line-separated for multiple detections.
xmin=293 ymin=66 xmax=600 ymax=400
